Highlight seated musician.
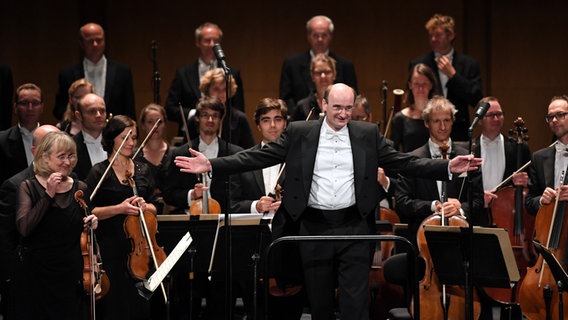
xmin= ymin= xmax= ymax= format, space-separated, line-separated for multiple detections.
xmin=162 ymin=96 xmax=243 ymax=319
xmin=395 ymin=96 xmax=484 ymax=249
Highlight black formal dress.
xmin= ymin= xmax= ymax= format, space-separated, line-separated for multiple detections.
xmin=279 ymin=51 xmax=357 ymax=115
xmin=410 ymin=51 xmax=482 ymax=141
xmin=165 ymin=61 xmax=245 ymax=133
xmin=53 ymin=59 xmax=135 ymax=120
xmin=16 ymin=178 xmax=87 ymax=320
xmin=390 ymin=112 xmax=429 ymax=153
xmin=292 ymin=92 xmax=321 ymax=122
xmin=86 ymin=160 xmax=157 ymax=320
xmin=206 ymin=118 xmax=451 ymax=320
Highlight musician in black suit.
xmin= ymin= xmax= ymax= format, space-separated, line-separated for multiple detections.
xmin=174 ymin=84 xmax=481 ymax=320
xmin=165 ymin=22 xmax=245 ymax=135
xmin=279 ymin=15 xmax=357 ymax=116
xmin=0 ymin=83 xmax=44 ymax=184
xmin=72 ymin=93 xmax=107 ymax=180
xmin=526 ymin=95 xmax=568 ymax=215
xmin=53 ymin=23 xmax=135 ymax=121
xmin=473 ymin=97 xmax=531 ymax=210
xmin=0 ymin=124 xmax=59 ymax=319
xmin=409 ymin=14 xmax=482 ymax=142
xmin=0 ymin=63 xmax=13 ymax=131
xmin=395 ymin=96 xmax=485 ymax=247
xmin=163 ymin=96 xmax=243 ymax=319
xmin=230 ymin=98 xmax=304 ymax=320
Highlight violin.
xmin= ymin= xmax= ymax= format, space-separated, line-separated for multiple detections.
xmin=123 ymin=170 xmax=168 ymax=302
xmin=485 ymin=117 xmax=536 ymax=304
xmin=519 ymin=169 xmax=568 ymax=319
xmin=189 ymin=173 xmax=221 ymax=215
xmin=74 ymin=190 xmax=110 ymax=320
xmin=412 ymin=143 xmax=481 ymax=320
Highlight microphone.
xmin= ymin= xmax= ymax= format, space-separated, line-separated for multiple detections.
xmin=468 ymin=102 xmax=490 ymax=132
xmin=212 ymin=43 xmax=229 ymax=73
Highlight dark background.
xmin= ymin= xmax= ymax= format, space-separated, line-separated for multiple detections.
xmin=1 ymin=0 xmax=565 ymax=150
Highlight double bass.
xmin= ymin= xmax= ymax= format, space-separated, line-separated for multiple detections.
xmin=412 ymin=143 xmax=481 ymax=320
xmin=519 ymin=168 xmax=568 ymax=319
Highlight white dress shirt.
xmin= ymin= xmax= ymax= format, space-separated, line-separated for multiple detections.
xmin=308 ymin=120 xmax=355 ymax=210
xmin=435 ymin=49 xmax=454 ymax=98
xmin=83 ymin=56 xmax=107 ymax=98
xmin=480 ymin=134 xmax=506 ymax=191
xmin=82 ymin=131 xmax=107 ymax=166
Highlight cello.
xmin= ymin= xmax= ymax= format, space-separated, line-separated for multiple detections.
xmin=519 ymin=169 xmax=568 ymax=319
xmin=412 ymin=143 xmax=481 ymax=320
xmin=485 ymin=117 xmax=536 ymax=304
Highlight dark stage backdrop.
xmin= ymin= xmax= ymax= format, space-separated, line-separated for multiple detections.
xmin=1 ymin=0 xmax=566 ymax=150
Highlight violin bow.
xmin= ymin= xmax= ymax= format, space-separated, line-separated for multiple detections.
xmin=90 ymin=129 xmax=133 ymax=202
xmin=132 ymin=118 xmax=162 ymax=159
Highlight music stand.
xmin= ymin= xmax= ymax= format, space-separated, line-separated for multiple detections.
xmin=533 ymin=240 xmax=568 ymax=320
xmin=423 ymin=225 xmax=520 ymax=288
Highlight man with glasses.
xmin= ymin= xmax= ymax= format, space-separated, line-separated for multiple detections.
xmin=526 ymin=95 xmax=568 ymax=215
xmin=473 ymin=97 xmax=531 ymax=216
xmin=0 ymin=83 xmax=44 ymax=184
xmin=163 ymin=96 xmax=243 ymax=319
xmin=174 ymin=83 xmax=481 ymax=320
xmin=72 ymin=93 xmax=107 ymax=180
xmin=279 ymin=15 xmax=357 ymax=116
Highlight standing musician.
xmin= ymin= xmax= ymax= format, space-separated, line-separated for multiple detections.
xmin=0 ymin=125 xmax=59 ymax=319
xmin=291 ymin=54 xmax=336 ymax=122
xmin=391 ymin=63 xmax=438 ymax=153
xmin=521 ymin=95 xmax=568 ymax=319
xmin=474 ymin=97 xmax=531 ymax=223
xmin=163 ymin=96 xmax=243 ymax=319
xmin=230 ymin=98 xmax=305 ymax=319
xmin=86 ymin=115 xmax=158 ymax=320
xmin=73 ymin=93 xmax=108 ymax=181
xmin=395 ymin=96 xmax=485 ymax=248
xmin=409 ymin=13 xmax=483 ymax=142
xmin=134 ymin=103 xmax=174 ymax=214
xmin=526 ymin=95 xmax=568 ymax=214
xmin=173 ymin=83 xmax=482 ymax=320
xmin=16 ymin=131 xmax=98 ymax=319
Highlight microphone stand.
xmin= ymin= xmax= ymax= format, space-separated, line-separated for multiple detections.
xmin=465 ymin=128 xmax=476 ymax=320
xmin=151 ymin=40 xmax=161 ymax=104
xmin=219 ymin=61 xmax=233 ymax=320
xmin=380 ymin=80 xmax=388 ymax=133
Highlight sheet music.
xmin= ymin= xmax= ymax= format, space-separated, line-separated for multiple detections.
xmin=142 ymin=232 xmax=193 ymax=292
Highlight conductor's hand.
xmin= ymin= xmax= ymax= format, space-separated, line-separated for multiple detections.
xmin=449 ymin=155 xmax=482 ymax=173
xmin=175 ymin=148 xmax=212 ymax=174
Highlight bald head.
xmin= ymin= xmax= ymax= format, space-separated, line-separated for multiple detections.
xmin=80 ymin=23 xmax=105 ymax=62
xmin=32 ymin=125 xmax=60 ymax=156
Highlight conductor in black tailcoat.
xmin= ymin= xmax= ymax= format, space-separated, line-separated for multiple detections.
xmin=174 ymin=84 xmax=481 ymax=320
